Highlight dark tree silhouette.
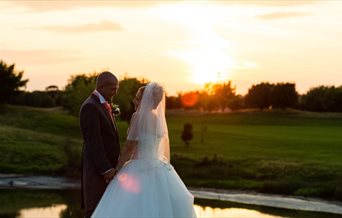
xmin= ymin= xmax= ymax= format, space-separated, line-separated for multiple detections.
xmin=166 ymin=94 xmax=182 ymax=109
xmin=245 ymin=82 xmax=273 ymax=110
xmin=300 ymin=85 xmax=342 ymax=112
xmin=113 ymin=77 xmax=148 ymax=121
xmin=62 ymin=73 xmax=97 ymax=115
xmin=270 ymin=83 xmax=298 ymax=109
xmin=45 ymin=85 xmax=59 ymax=98
xmin=62 ymin=73 xmax=148 ymax=119
xmin=45 ymin=85 xmax=63 ymax=106
xmin=228 ymin=94 xmax=245 ymax=111
xmin=0 ymin=60 xmax=28 ymax=105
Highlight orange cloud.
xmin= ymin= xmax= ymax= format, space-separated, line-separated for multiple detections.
xmin=11 ymin=1 xmax=162 ymax=12
xmin=41 ymin=21 xmax=123 ymax=33
xmin=0 ymin=49 xmax=82 ymax=66
xmin=215 ymin=0 xmax=317 ymax=7
xmin=257 ymin=12 xmax=310 ymax=20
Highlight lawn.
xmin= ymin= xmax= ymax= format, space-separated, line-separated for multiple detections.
xmin=1 ymin=105 xmax=342 ymax=200
xmin=166 ymin=110 xmax=342 ymax=200
xmin=167 ymin=110 xmax=342 ymax=166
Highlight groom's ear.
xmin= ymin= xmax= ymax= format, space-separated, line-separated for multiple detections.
xmin=98 ymin=85 xmax=105 ymax=91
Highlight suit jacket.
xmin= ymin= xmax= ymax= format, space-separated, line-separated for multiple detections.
xmin=79 ymin=93 xmax=120 ymax=212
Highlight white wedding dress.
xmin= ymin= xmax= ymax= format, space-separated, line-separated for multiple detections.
xmin=92 ymin=83 xmax=197 ymax=218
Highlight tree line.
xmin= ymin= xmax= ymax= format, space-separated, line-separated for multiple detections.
xmin=170 ymin=81 xmax=342 ymax=113
xmin=1 ymin=59 xmax=342 ymax=117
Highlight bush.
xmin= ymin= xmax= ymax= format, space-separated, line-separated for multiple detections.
xmin=181 ymin=123 xmax=193 ymax=147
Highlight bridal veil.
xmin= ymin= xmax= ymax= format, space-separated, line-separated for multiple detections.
xmin=126 ymin=82 xmax=170 ymax=163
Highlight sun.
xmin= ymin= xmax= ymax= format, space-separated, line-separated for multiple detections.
xmin=158 ymin=2 xmax=235 ymax=84
xmin=168 ymin=32 xmax=235 ymax=84
xmin=182 ymin=45 xmax=234 ymax=84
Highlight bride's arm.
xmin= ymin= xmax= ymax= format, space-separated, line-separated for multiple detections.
xmin=116 ymin=140 xmax=138 ymax=171
xmin=115 ymin=112 xmax=139 ymax=171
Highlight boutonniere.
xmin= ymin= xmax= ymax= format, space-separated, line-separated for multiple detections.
xmin=111 ymin=103 xmax=121 ymax=117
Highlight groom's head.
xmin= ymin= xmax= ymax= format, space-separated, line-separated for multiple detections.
xmin=96 ymin=71 xmax=119 ymax=101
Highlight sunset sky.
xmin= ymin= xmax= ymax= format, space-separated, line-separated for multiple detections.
xmin=1 ymin=0 xmax=342 ymax=95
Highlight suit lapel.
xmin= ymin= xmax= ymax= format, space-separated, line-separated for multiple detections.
xmin=91 ymin=94 xmax=116 ymax=131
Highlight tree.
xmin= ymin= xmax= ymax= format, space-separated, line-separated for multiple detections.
xmin=245 ymin=82 xmax=273 ymax=110
xmin=166 ymin=94 xmax=182 ymax=109
xmin=333 ymin=86 xmax=342 ymax=112
xmin=228 ymin=95 xmax=245 ymax=111
xmin=197 ymin=91 xmax=218 ymax=112
xmin=181 ymin=123 xmax=193 ymax=147
xmin=45 ymin=85 xmax=59 ymax=93
xmin=62 ymin=74 xmax=148 ymax=119
xmin=10 ymin=89 xmax=62 ymax=108
xmin=113 ymin=77 xmax=148 ymax=121
xmin=270 ymin=83 xmax=298 ymax=109
xmin=209 ymin=81 xmax=236 ymax=111
xmin=0 ymin=60 xmax=28 ymax=105
xmin=46 ymin=85 xmax=59 ymax=99
xmin=46 ymin=85 xmax=63 ymax=106
xmin=62 ymin=74 xmax=97 ymax=116
xmin=26 ymin=91 xmax=55 ymax=107
xmin=300 ymin=86 xmax=342 ymax=112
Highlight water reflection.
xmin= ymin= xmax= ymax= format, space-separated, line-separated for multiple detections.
xmin=194 ymin=205 xmax=283 ymax=218
xmin=0 ymin=189 xmax=340 ymax=218
xmin=16 ymin=204 xmax=285 ymax=218
xmin=18 ymin=205 xmax=67 ymax=218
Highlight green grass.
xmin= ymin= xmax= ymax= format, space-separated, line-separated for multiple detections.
xmin=167 ymin=110 xmax=342 ymax=166
xmin=0 ymin=106 xmax=82 ymax=175
xmin=0 ymin=106 xmax=80 ymax=138
xmin=166 ymin=110 xmax=342 ymax=200
xmin=1 ymin=105 xmax=342 ymax=200
xmin=0 ymin=105 xmax=127 ymax=176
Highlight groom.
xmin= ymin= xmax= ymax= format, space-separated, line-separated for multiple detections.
xmin=79 ymin=71 xmax=121 ymax=218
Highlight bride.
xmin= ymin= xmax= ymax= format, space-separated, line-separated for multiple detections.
xmin=91 ymin=82 xmax=197 ymax=218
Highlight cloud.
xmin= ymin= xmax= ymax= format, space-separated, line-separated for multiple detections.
xmin=216 ymin=0 xmax=317 ymax=7
xmin=42 ymin=21 xmax=123 ymax=33
xmin=10 ymin=1 xmax=161 ymax=12
xmin=11 ymin=0 xmax=318 ymax=12
xmin=257 ymin=12 xmax=310 ymax=20
xmin=0 ymin=49 xmax=82 ymax=66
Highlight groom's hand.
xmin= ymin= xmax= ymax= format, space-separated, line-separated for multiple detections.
xmin=103 ymin=168 xmax=117 ymax=183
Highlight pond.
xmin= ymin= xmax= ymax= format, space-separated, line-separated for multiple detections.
xmin=0 ymin=189 xmax=340 ymax=218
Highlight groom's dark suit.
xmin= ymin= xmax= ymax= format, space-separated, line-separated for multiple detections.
xmin=79 ymin=93 xmax=120 ymax=217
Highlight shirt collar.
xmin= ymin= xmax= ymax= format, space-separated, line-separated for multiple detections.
xmin=94 ymin=89 xmax=107 ymax=104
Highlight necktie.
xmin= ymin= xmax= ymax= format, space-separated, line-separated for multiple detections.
xmin=104 ymin=102 xmax=113 ymax=121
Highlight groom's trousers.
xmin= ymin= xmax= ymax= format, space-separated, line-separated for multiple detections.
xmin=84 ymin=209 xmax=94 ymax=218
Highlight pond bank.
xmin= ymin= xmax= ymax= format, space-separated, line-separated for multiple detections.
xmin=1 ymin=174 xmax=342 ymax=215
xmin=191 ymin=187 xmax=342 ymax=215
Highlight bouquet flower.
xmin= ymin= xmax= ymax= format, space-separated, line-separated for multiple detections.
xmin=111 ymin=103 xmax=121 ymax=117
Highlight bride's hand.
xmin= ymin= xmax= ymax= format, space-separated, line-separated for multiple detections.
xmin=103 ymin=168 xmax=118 ymax=183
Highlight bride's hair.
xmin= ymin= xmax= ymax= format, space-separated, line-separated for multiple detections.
xmin=150 ymin=83 xmax=164 ymax=109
